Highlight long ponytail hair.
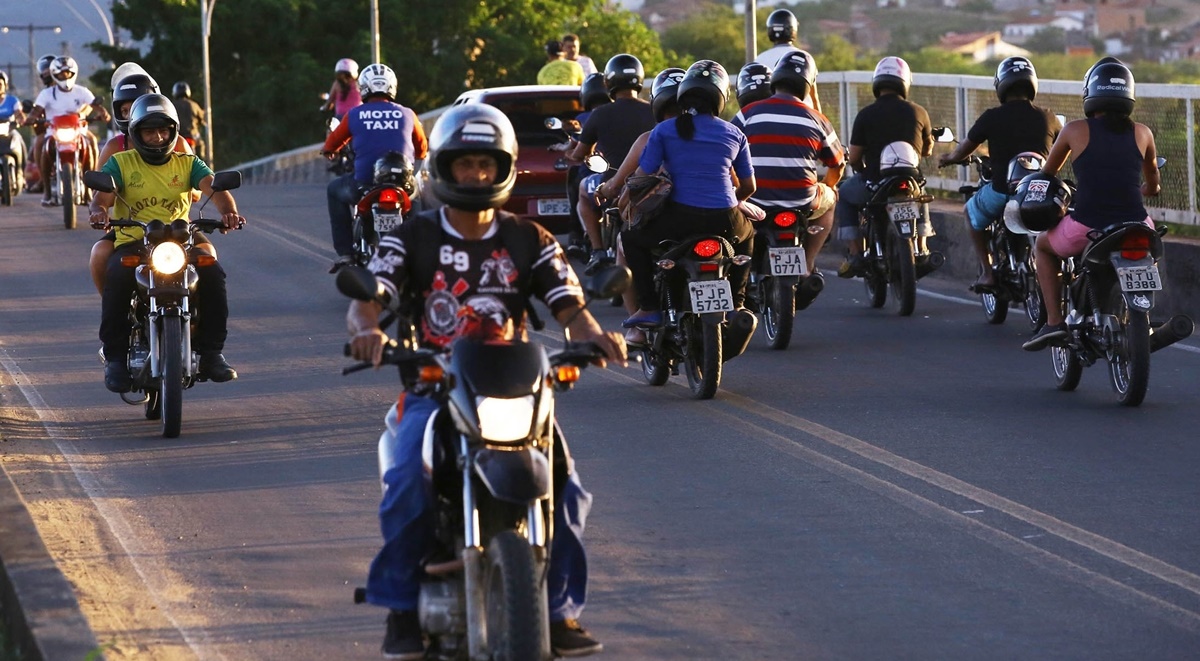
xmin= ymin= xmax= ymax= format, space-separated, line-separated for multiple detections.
xmin=674 ymin=92 xmax=717 ymax=141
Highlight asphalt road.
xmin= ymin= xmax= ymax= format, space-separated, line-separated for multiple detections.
xmin=2 ymin=185 xmax=1200 ymax=661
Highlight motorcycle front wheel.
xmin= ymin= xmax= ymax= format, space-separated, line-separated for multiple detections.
xmin=485 ymin=530 xmax=549 ymax=661
xmin=61 ymin=163 xmax=76 ymax=229
xmin=1052 ymin=344 xmax=1082 ymax=392
xmin=762 ymin=277 xmax=795 ymax=350
xmin=683 ymin=315 xmax=721 ymax=400
xmin=1024 ymin=271 xmax=1046 ymax=332
xmin=640 ymin=342 xmax=669 ymax=386
xmin=888 ymin=229 xmax=916 ymax=317
xmin=160 ymin=317 xmax=184 ymax=437
xmin=0 ymin=158 xmax=11 ymax=206
xmin=1106 ymin=285 xmax=1151 ymax=407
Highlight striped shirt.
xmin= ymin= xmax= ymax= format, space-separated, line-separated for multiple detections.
xmin=731 ymin=96 xmax=843 ymax=209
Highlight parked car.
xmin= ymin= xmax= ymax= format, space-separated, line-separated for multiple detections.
xmin=419 ymin=85 xmax=583 ymax=235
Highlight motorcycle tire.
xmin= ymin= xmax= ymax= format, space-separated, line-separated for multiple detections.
xmin=1024 ymin=272 xmax=1046 ymax=333
xmin=484 ymin=530 xmax=549 ymax=661
xmin=160 ymin=317 xmax=185 ymax=438
xmin=763 ymin=278 xmax=795 ymax=351
xmin=888 ymin=229 xmax=917 ymax=317
xmin=864 ymin=267 xmax=887 ymax=308
xmin=144 ymin=389 xmax=161 ymax=420
xmin=1106 ymin=285 xmax=1151 ymax=407
xmin=61 ymin=164 xmax=76 ymax=229
xmin=640 ymin=345 xmax=669 ymax=386
xmin=0 ymin=159 xmax=11 ymax=207
xmin=1051 ymin=344 xmax=1083 ymax=392
xmin=683 ymin=316 xmax=721 ymax=400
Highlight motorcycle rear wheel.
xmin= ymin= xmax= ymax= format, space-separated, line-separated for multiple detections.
xmin=484 ymin=530 xmax=548 ymax=661
xmin=640 ymin=344 xmax=669 ymax=386
xmin=1024 ymin=274 xmax=1046 ymax=332
xmin=888 ymin=229 xmax=916 ymax=317
xmin=683 ymin=316 xmax=721 ymax=400
xmin=1052 ymin=344 xmax=1082 ymax=392
xmin=1106 ymin=285 xmax=1151 ymax=407
xmin=160 ymin=317 xmax=184 ymax=438
xmin=61 ymin=164 xmax=76 ymax=229
xmin=762 ymin=278 xmax=794 ymax=350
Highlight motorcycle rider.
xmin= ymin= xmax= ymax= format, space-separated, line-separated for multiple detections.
xmin=324 ymin=63 xmax=428 ymax=272
xmin=87 ymin=94 xmax=244 ymax=392
xmin=26 ymin=54 xmax=57 ymax=193
xmin=346 ymin=102 xmax=625 ymax=659
xmin=620 ymin=60 xmax=757 ymax=344
xmin=1022 ymin=58 xmax=1160 ymax=351
xmin=323 ymin=58 xmax=362 ymax=119
xmin=562 ymin=72 xmax=611 ymax=251
xmin=732 ymin=50 xmax=844 ymax=281
xmin=937 ymin=56 xmax=1061 ymax=292
xmin=0 ymin=70 xmax=29 ymax=178
xmin=834 ymin=56 xmax=935 ymax=278
xmin=735 ymin=62 xmax=773 ymax=109
xmin=567 ymin=53 xmax=656 ymax=273
xmin=171 ymin=81 xmax=207 ymax=158
xmin=754 ymin=9 xmax=822 ymax=112
xmin=26 ymin=56 xmax=99 ymax=206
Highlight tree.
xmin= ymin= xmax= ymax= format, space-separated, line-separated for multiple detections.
xmin=660 ymin=2 xmax=749 ymax=74
xmin=1023 ymin=27 xmax=1066 ymax=55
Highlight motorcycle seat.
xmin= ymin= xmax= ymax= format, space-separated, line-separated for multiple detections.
xmin=652 ymin=234 xmax=735 ymax=261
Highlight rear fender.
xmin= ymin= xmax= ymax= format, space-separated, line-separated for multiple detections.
xmin=1108 ymin=255 xmax=1157 ymax=313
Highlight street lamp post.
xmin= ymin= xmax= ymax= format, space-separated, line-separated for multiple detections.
xmin=201 ymin=0 xmax=216 ymax=165
xmin=0 ymin=23 xmax=63 ymax=92
xmin=370 ymin=0 xmax=380 ymax=64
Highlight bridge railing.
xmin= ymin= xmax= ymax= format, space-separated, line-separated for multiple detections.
xmin=816 ymin=70 xmax=1200 ymax=225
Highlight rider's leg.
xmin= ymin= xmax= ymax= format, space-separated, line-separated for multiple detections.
xmin=89 ymin=239 xmax=114 ymax=295
xmin=964 ymin=185 xmax=1008 ymax=287
xmin=326 ymin=174 xmax=358 ymax=260
xmin=804 ymin=185 xmax=837 ymax=274
xmin=193 ymin=260 xmax=236 ymax=381
xmin=576 ymin=178 xmax=604 ymax=250
xmin=38 ymin=139 xmax=53 ymax=202
xmin=615 ymin=236 xmax=637 ymax=315
xmin=1033 ymin=232 xmax=1063 ymax=326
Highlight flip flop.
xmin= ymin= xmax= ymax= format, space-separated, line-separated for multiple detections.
xmin=969 ymin=283 xmax=998 ymax=295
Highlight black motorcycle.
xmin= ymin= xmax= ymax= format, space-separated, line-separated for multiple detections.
xmin=858 ymin=168 xmax=940 ymax=317
xmin=633 ymin=234 xmax=756 ymax=399
xmin=0 ymin=116 xmax=25 ymax=206
xmin=339 ymin=265 xmax=628 ymax=661
xmin=1049 ymin=218 xmax=1193 ymax=406
xmin=84 ymin=169 xmax=243 ymax=437
xmin=745 ymin=206 xmax=825 ymax=350
xmin=348 ymin=183 xmax=410 ymax=268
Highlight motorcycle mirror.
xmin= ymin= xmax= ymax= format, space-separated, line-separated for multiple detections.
xmin=1055 ymin=114 xmax=1067 ymax=126
xmin=544 ymin=117 xmax=563 ymax=131
xmin=1156 ymin=156 xmax=1167 ymax=170
xmin=932 ymin=127 xmax=955 ymax=143
xmin=83 ymin=170 xmax=116 ymax=193
xmin=336 ymin=265 xmax=388 ymax=302
xmin=210 ymin=170 xmax=242 ymax=192
xmin=588 ymin=264 xmax=631 ymax=299
xmin=584 ymin=155 xmax=608 ymax=173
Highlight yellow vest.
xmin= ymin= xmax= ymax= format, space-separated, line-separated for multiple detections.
xmin=103 ymin=151 xmax=211 ymax=247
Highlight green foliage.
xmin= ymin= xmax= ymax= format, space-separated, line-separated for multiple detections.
xmin=660 ymin=2 xmax=750 ymax=74
xmin=811 ymin=34 xmax=862 ymax=73
xmin=1023 ymin=27 xmax=1067 ymax=55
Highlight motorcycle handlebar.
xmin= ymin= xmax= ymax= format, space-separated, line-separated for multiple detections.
xmin=342 ymin=340 xmax=444 ymax=376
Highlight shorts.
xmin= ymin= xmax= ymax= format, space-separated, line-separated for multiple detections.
xmin=808 ymin=183 xmax=837 ymax=219
xmin=1045 ymin=214 xmax=1154 ymax=257
xmin=964 ymin=185 xmax=1008 ymax=231
xmin=580 ymin=173 xmax=604 ymax=207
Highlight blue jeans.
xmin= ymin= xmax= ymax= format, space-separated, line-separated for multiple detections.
xmin=835 ymin=174 xmax=933 ymax=241
xmin=364 ymin=394 xmax=593 ymax=621
xmin=327 ymin=174 xmax=363 ymax=257
xmin=965 ymin=184 xmax=1008 ymax=231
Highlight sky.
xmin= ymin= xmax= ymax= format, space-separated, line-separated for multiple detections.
xmin=1 ymin=0 xmax=119 ymax=98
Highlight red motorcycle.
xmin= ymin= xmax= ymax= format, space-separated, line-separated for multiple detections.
xmin=46 ymin=114 xmax=90 ymax=229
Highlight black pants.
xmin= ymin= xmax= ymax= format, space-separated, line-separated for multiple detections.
xmin=99 ymin=243 xmax=229 ymax=358
xmin=622 ymin=201 xmax=752 ymax=311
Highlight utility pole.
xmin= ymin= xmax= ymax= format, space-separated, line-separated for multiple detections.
xmin=370 ymin=0 xmax=381 ymax=63
xmin=744 ymin=0 xmax=757 ymax=64
xmin=0 ymin=23 xmax=63 ymax=92
xmin=201 ymin=0 xmax=217 ymax=165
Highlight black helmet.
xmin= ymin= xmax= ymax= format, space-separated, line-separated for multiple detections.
xmin=1013 ymin=171 xmax=1071 ymax=233
xmin=995 ymin=56 xmax=1037 ymax=103
xmin=677 ymin=60 xmax=729 ymax=116
xmin=770 ymin=50 xmax=817 ymax=98
xmin=112 ymin=74 xmax=161 ymax=133
xmin=1083 ymin=60 xmax=1134 ymax=117
xmin=736 ymin=63 xmax=772 ymax=108
xmin=426 ymin=104 xmax=518 ymax=212
xmin=872 ymin=56 xmax=911 ymax=99
xmin=172 ymin=81 xmax=191 ymax=99
xmin=650 ymin=67 xmax=686 ymax=121
xmin=37 ymin=54 xmax=56 ymax=84
xmin=1005 ymin=151 xmax=1046 ymax=193
xmin=1082 ymin=56 xmax=1123 ymax=94
xmin=127 ymin=93 xmax=180 ymax=166
xmin=579 ymin=73 xmax=610 ymax=111
xmin=373 ymin=151 xmax=417 ymax=196
xmin=603 ymin=54 xmax=644 ymax=97
xmin=766 ymin=9 xmax=798 ymax=44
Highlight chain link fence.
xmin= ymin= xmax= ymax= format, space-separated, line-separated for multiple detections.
xmin=816 ymin=71 xmax=1200 ymax=225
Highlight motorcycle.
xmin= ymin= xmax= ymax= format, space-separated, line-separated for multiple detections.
xmin=46 ymin=114 xmax=89 ymax=229
xmin=632 ymin=234 xmax=756 ymax=399
xmin=322 ymin=110 xmax=354 ymax=176
xmin=858 ymin=163 xmax=941 ymax=317
xmin=83 ymin=169 xmax=243 ymax=437
xmin=338 ymin=264 xmax=629 ymax=661
xmin=0 ymin=117 xmax=24 ymax=206
xmin=347 ymin=183 xmax=412 ymax=268
xmin=744 ymin=206 xmax=826 ymax=350
xmin=1048 ymin=196 xmax=1193 ymax=406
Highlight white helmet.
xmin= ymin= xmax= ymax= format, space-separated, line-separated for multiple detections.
xmin=50 ymin=56 xmax=79 ymax=92
xmin=357 ymin=63 xmax=397 ymax=101
xmin=110 ymin=62 xmax=151 ymax=92
xmin=335 ymin=58 xmax=359 ymax=78
xmin=872 ymin=56 xmax=912 ymax=99
xmin=878 ymin=141 xmax=920 ymax=174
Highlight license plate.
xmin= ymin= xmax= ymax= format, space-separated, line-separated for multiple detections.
xmin=1117 ymin=265 xmax=1162 ymax=291
xmin=689 ymin=280 xmax=734 ymax=314
xmin=887 ymin=201 xmax=919 ymax=222
xmin=537 ymin=198 xmax=571 ymax=216
xmin=374 ymin=213 xmax=401 ymax=233
xmin=768 ymin=246 xmax=808 ymax=276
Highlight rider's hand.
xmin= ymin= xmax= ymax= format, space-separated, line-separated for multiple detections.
xmin=349 ymin=328 xmax=389 ymax=367
xmin=321 ymin=150 xmax=336 ymax=161
xmin=89 ymin=207 xmax=110 ymax=230
xmin=937 ymin=154 xmax=958 ymax=168
xmin=220 ymin=211 xmax=245 ymax=233
xmin=589 ymin=330 xmax=627 ymax=369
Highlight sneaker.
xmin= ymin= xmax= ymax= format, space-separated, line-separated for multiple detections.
xmin=837 ymin=256 xmax=865 ymax=279
xmin=41 ymin=197 xmax=53 ymax=207
xmin=550 ymin=619 xmax=603 ymax=658
xmin=104 ymin=360 xmax=132 ymax=393
xmin=328 ymin=254 xmax=355 ymax=274
xmin=584 ymin=249 xmax=610 ymax=275
xmin=197 ymin=352 xmax=237 ymax=382
xmin=381 ymin=610 xmax=424 ymax=660
xmin=1022 ymin=322 xmax=1068 ymax=352
xmin=621 ymin=310 xmax=663 ymax=328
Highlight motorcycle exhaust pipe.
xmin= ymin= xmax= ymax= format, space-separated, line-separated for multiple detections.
xmin=1150 ymin=315 xmax=1194 ymax=353
xmin=721 ymin=308 xmax=758 ymax=362
xmin=915 ymin=251 xmax=946 ymax=279
xmin=795 ymin=272 xmax=825 ymax=311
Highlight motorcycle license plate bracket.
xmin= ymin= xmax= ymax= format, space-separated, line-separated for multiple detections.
xmin=1116 ymin=264 xmax=1162 ymax=292
xmin=887 ymin=201 xmax=918 ymax=237
xmin=768 ymin=246 xmax=808 ymax=277
xmin=374 ymin=213 xmax=401 ymax=233
xmin=689 ymin=280 xmax=734 ymax=316
xmin=537 ymin=198 xmax=570 ymax=216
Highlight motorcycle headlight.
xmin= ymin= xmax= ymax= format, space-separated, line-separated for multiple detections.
xmin=150 ymin=242 xmax=187 ymax=275
xmin=54 ymin=127 xmax=77 ymax=143
xmin=476 ymin=396 xmax=535 ymax=443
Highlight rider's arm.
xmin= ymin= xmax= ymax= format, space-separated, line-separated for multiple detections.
xmin=733 ymin=138 xmax=755 ymax=203
xmin=348 ymin=299 xmax=390 ymax=366
xmin=938 ymin=138 xmax=980 ymax=168
xmin=24 ymin=105 xmax=45 ymax=125
xmin=810 ymin=84 xmax=822 ymax=115
xmin=1041 ymin=119 xmax=1083 ymax=176
xmin=598 ymin=131 xmax=649 ymax=200
xmin=322 ymin=118 xmax=352 ymax=155
xmin=197 ymin=173 xmax=246 ymax=231
xmin=1138 ymin=123 xmax=1161 ymax=197
xmin=556 ymin=305 xmax=626 ymax=367
xmin=411 ymin=112 xmax=429 ymax=160
xmin=566 ymin=138 xmax=592 ymax=163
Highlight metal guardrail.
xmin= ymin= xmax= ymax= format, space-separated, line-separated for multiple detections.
xmin=816 ymin=71 xmax=1200 ymax=226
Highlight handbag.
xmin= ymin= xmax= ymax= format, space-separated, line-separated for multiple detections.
xmin=617 ymin=170 xmax=673 ymax=230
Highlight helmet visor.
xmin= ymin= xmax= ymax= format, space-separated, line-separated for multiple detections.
xmin=54 ymin=70 xmax=75 ymax=82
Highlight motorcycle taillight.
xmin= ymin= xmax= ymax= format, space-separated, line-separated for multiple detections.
xmin=377 ymin=188 xmax=401 ymax=211
xmin=1120 ymin=233 xmax=1151 ymax=260
xmin=693 ymin=239 xmax=721 ymax=258
xmin=897 ymin=181 xmax=910 ymax=191
xmin=772 ymin=211 xmax=797 ymax=228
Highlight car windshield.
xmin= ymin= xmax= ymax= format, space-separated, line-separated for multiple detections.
xmin=487 ymin=96 xmax=582 ymax=147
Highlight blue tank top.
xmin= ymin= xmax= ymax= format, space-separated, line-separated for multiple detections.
xmin=1071 ymin=117 xmax=1147 ymax=229
xmin=347 ymin=100 xmax=418 ymax=184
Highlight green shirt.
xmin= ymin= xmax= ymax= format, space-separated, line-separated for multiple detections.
xmin=102 ymin=150 xmax=213 ymax=247
xmin=537 ymin=60 xmax=584 ymax=86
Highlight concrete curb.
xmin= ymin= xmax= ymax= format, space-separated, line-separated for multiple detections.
xmin=0 ymin=461 xmax=102 ymax=661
